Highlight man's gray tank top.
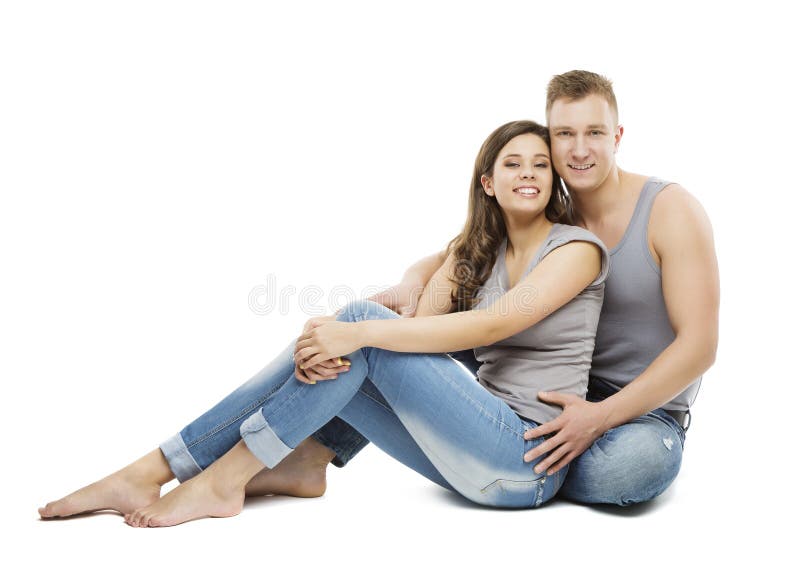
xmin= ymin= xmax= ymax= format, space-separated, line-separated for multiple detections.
xmin=472 ymin=224 xmax=610 ymax=424
xmin=590 ymin=177 xmax=701 ymax=411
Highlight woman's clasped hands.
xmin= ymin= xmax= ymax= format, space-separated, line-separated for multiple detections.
xmin=293 ymin=314 xmax=363 ymax=384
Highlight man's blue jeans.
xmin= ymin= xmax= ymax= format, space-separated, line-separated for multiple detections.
xmin=160 ymin=300 xmax=567 ymax=508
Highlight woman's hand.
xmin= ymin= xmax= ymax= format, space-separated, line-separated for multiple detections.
xmin=294 ymin=357 xmax=351 ymax=385
xmin=294 ymin=315 xmax=351 ymax=384
xmin=294 ymin=320 xmax=365 ymax=371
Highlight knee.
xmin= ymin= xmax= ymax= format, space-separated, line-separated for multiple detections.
xmin=337 ymin=300 xmax=399 ymax=323
xmin=563 ymin=424 xmax=683 ymax=506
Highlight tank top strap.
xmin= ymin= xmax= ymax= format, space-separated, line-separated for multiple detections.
xmin=627 ymin=177 xmax=673 ymax=239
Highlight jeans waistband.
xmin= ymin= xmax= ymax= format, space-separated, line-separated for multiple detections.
xmin=663 ymin=409 xmax=691 ymax=431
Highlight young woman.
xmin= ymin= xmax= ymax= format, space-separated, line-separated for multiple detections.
xmin=39 ymin=120 xmax=609 ymax=526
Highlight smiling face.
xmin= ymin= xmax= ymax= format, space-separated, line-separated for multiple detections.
xmin=548 ymin=93 xmax=622 ymax=194
xmin=481 ymin=132 xmax=553 ymax=219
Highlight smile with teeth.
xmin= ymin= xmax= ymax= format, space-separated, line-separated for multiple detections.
xmin=569 ymin=163 xmax=595 ymax=171
xmin=513 ymin=186 xmax=540 ymax=196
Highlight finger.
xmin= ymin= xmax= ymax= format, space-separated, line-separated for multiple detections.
xmin=534 ymin=442 xmax=572 ymax=475
xmin=524 ymin=420 xmax=559 ymax=440
xmin=523 ymin=434 xmax=564 ymax=463
xmin=545 ymin=450 xmax=578 ymax=476
xmin=299 ymin=352 xmax=328 ymax=370
xmin=295 ymin=338 xmax=315 ymax=350
xmin=308 ymin=365 xmax=347 ymax=377
xmin=294 ymin=347 xmax=317 ymax=364
xmin=295 ymin=366 xmax=316 ymax=385
xmin=537 ymin=391 xmax=574 ymax=406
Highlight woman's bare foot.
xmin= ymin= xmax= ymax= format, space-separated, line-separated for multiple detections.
xmin=126 ymin=441 xmax=264 ymax=528
xmin=38 ymin=449 xmax=173 ymax=519
xmin=245 ymin=438 xmax=334 ymax=498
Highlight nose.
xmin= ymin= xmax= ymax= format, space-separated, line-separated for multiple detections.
xmin=520 ymin=164 xmax=536 ymax=179
xmin=572 ymin=135 xmax=589 ymax=160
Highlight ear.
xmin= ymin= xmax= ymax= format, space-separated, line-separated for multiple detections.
xmin=480 ymin=174 xmax=494 ymax=196
xmin=613 ymin=125 xmax=624 ymax=153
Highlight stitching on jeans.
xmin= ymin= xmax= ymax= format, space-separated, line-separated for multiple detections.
xmin=184 ymin=383 xmax=284 ymax=449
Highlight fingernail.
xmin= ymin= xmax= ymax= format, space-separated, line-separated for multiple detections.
xmin=343 ymin=360 xmax=351 ymax=366
xmin=534 ymin=466 xmax=542 ymax=473
xmin=309 ymin=380 xmax=316 ymax=385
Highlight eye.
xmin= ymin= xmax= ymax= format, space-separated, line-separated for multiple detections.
xmin=590 ymin=130 xmax=603 ymax=136
xmin=535 ymin=162 xmax=549 ymax=168
xmin=557 ymin=130 xmax=572 ymax=137
xmin=505 ymin=162 xmax=520 ymax=168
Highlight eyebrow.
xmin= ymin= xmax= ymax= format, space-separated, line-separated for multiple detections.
xmin=550 ymin=124 xmax=608 ymax=131
xmin=502 ymin=153 xmax=550 ymax=159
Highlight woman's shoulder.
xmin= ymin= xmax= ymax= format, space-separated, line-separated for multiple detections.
xmin=541 ymin=224 xmax=610 ymax=287
xmin=543 ymin=224 xmax=607 ymax=256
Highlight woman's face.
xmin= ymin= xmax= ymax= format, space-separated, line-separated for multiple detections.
xmin=481 ymin=133 xmax=553 ymax=219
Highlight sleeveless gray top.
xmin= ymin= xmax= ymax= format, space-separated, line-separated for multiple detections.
xmin=472 ymin=224 xmax=610 ymax=424
xmin=590 ymin=177 xmax=701 ymax=411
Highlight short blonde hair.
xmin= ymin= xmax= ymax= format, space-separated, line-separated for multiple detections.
xmin=546 ymin=70 xmax=618 ymax=123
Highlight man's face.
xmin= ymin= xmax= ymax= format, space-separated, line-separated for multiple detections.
xmin=548 ymin=94 xmax=622 ymax=193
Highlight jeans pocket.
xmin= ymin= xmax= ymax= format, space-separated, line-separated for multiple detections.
xmin=480 ymin=476 xmax=545 ymax=508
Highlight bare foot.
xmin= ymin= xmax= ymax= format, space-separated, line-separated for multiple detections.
xmin=245 ymin=438 xmax=333 ymax=498
xmin=125 ymin=441 xmax=263 ymax=528
xmin=125 ymin=470 xmax=244 ymax=528
xmin=39 ymin=449 xmax=171 ymax=519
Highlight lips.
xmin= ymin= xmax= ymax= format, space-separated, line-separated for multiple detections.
xmin=568 ymin=163 xmax=595 ymax=171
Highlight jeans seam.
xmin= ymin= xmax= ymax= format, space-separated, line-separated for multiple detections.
xmin=183 ymin=383 xmax=283 ymax=450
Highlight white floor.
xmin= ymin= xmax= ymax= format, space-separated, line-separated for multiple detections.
xmin=16 ymin=415 xmax=788 ymax=573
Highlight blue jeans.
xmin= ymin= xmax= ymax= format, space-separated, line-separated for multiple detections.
xmin=318 ymin=370 xmax=687 ymax=507
xmin=555 ymin=377 xmax=686 ymax=505
xmin=160 ymin=300 xmax=567 ymax=508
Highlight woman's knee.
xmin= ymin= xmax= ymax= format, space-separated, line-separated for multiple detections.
xmin=337 ymin=300 xmax=400 ymax=323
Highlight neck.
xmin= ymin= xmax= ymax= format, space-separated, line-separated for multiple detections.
xmin=570 ymin=166 xmax=626 ymax=226
xmin=504 ymin=211 xmax=553 ymax=258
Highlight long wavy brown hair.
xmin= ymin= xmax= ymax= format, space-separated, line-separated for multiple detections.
xmin=448 ymin=120 xmax=572 ymax=311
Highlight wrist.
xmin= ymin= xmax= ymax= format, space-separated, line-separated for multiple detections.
xmin=354 ymin=321 xmax=372 ymax=349
xmin=594 ymin=398 xmax=617 ymax=433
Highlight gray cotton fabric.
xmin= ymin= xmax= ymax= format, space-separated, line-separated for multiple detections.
xmin=590 ymin=177 xmax=701 ymax=411
xmin=472 ymin=224 xmax=610 ymax=424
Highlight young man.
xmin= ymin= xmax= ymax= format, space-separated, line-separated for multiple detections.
xmin=306 ymin=70 xmax=719 ymax=506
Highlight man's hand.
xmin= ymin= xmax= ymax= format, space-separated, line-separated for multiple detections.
xmin=368 ymin=282 xmax=424 ymax=317
xmin=294 ymin=315 xmax=351 ymax=384
xmin=523 ymin=392 xmax=610 ymax=475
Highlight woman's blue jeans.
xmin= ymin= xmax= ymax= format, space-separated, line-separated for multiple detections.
xmin=160 ymin=300 xmax=567 ymax=508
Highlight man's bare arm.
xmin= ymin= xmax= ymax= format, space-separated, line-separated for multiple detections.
xmin=595 ymin=184 xmax=719 ymax=424
xmin=524 ymin=185 xmax=719 ymax=473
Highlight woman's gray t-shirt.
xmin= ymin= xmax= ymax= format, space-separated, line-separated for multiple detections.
xmin=472 ymin=224 xmax=610 ymax=424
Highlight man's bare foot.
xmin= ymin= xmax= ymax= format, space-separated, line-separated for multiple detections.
xmin=245 ymin=438 xmax=334 ymax=498
xmin=39 ymin=449 xmax=173 ymax=519
xmin=125 ymin=441 xmax=264 ymax=528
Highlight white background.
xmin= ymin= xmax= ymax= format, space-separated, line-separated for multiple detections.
xmin=1 ymin=1 xmax=796 ymax=571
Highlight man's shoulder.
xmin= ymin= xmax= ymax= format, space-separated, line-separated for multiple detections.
xmin=651 ymin=181 xmax=708 ymax=223
xmin=649 ymin=180 xmax=714 ymax=255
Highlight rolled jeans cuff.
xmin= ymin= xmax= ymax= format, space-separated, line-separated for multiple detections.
xmin=240 ymin=409 xmax=294 ymax=469
xmin=159 ymin=434 xmax=203 ymax=483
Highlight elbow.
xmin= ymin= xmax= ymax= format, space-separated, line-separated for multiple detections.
xmin=686 ymin=330 xmax=718 ymax=372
